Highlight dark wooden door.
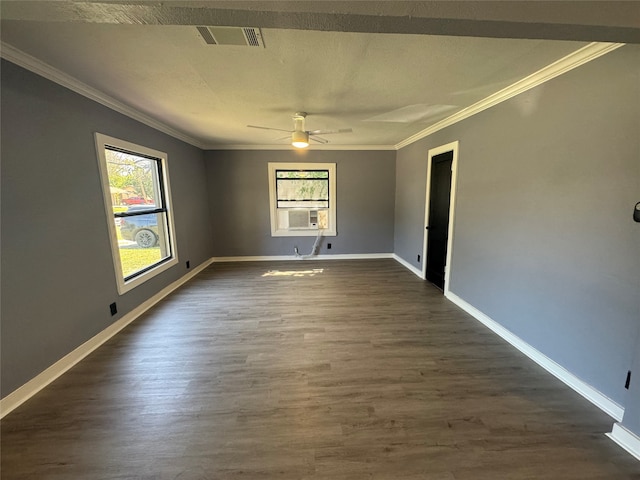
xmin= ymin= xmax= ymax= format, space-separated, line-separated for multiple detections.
xmin=425 ymin=151 xmax=453 ymax=290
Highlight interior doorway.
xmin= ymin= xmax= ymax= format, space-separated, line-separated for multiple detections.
xmin=422 ymin=141 xmax=459 ymax=292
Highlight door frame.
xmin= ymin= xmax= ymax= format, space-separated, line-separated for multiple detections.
xmin=421 ymin=140 xmax=459 ymax=295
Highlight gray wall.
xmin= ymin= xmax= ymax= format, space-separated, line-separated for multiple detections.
xmin=1 ymin=60 xmax=214 ymax=397
xmin=394 ymin=139 xmax=433 ymax=268
xmin=3 ymin=41 xmax=638 ymax=444
xmin=394 ymin=45 xmax=640 ymax=435
xmin=205 ymin=149 xmax=396 ymax=257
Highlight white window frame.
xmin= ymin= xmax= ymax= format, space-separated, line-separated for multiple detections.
xmin=95 ymin=133 xmax=178 ymax=294
xmin=268 ymin=162 xmax=337 ymax=237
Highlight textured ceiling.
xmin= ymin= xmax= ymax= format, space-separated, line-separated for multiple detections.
xmin=1 ymin=1 xmax=637 ymax=149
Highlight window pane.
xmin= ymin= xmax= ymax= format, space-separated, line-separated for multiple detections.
xmin=276 ymin=170 xmax=329 ymax=179
xmin=105 ymin=145 xmax=171 ymax=279
xmin=106 ymin=148 xmax=160 ymax=207
xmin=276 ymin=178 xmax=329 ymax=202
xmin=115 ymin=211 xmax=170 ymax=278
xmin=97 ymin=133 xmax=178 ymax=293
xmin=268 ymin=162 xmax=336 ymax=237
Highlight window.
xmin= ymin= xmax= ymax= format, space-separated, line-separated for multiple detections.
xmin=268 ymin=162 xmax=336 ymax=236
xmin=95 ymin=133 xmax=178 ymax=294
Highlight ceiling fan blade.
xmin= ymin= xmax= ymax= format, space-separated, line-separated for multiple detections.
xmin=247 ymin=125 xmax=293 ymax=133
xmin=309 ymin=135 xmax=329 ymax=144
xmin=307 ymin=128 xmax=353 ymax=135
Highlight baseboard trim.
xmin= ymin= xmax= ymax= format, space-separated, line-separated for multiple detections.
xmin=0 ymin=257 xmax=214 ymax=419
xmin=212 ymin=253 xmax=394 ymax=263
xmin=392 ymin=254 xmax=424 ymax=278
xmin=445 ymin=291 xmax=625 ymax=422
xmin=607 ymin=423 xmax=640 ymax=461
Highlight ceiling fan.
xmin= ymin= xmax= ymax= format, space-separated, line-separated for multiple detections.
xmin=247 ymin=112 xmax=352 ymax=148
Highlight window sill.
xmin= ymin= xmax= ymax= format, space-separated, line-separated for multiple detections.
xmin=116 ymin=256 xmax=179 ymax=295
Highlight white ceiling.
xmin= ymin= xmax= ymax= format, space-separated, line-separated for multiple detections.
xmin=1 ymin=1 xmax=637 ymax=149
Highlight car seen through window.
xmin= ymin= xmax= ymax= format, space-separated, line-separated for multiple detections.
xmin=118 ymin=205 xmax=160 ymax=248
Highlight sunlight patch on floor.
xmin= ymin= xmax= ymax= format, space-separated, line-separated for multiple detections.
xmin=262 ymin=268 xmax=324 ymax=277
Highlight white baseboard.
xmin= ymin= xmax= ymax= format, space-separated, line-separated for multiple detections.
xmin=5 ymin=254 xmax=634 ymax=462
xmin=607 ymin=423 xmax=640 ymax=461
xmin=212 ymin=253 xmax=394 ymax=263
xmin=392 ymin=254 xmax=424 ymax=278
xmin=0 ymin=257 xmax=215 ymax=419
xmin=445 ymin=291 xmax=625 ymax=422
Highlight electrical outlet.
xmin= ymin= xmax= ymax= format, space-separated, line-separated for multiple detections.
xmin=186 ymin=260 xmax=190 ymax=269
xmin=417 ymin=254 xmax=421 ymax=262
xmin=110 ymin=302 xmax=117 ymax=316
xmin=327 ymin=243 xmax=332 ymax=249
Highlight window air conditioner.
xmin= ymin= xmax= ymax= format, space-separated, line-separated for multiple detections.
xmin=288 ymin=210 xmax=319 ymax=230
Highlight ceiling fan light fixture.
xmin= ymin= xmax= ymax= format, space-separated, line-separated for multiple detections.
xmin=292 ymin=130 xmax=309 ymax=148
xmin=248 ymin=112 xmax=350 ymax=147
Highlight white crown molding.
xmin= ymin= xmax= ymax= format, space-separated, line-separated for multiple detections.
xmin=204 ymin=144 xmax=397 ymax=151
xmin=395 ymin=42 xmax=625 ymax=150
xmin=2 ymin=40 xmax=623 ymax=153
xmin=0 ymin=42 xmax=207 ymax=150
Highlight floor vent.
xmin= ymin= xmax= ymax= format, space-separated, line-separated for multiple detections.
xmin=196 ymin=27 xmax=264 ymax=47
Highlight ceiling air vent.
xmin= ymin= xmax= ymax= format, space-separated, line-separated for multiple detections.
xmin=196 ymin=26 xmax=264 ymax=47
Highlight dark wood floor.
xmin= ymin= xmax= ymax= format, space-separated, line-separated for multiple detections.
xmin=2 ymin=259 xmax=638 ymax=479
